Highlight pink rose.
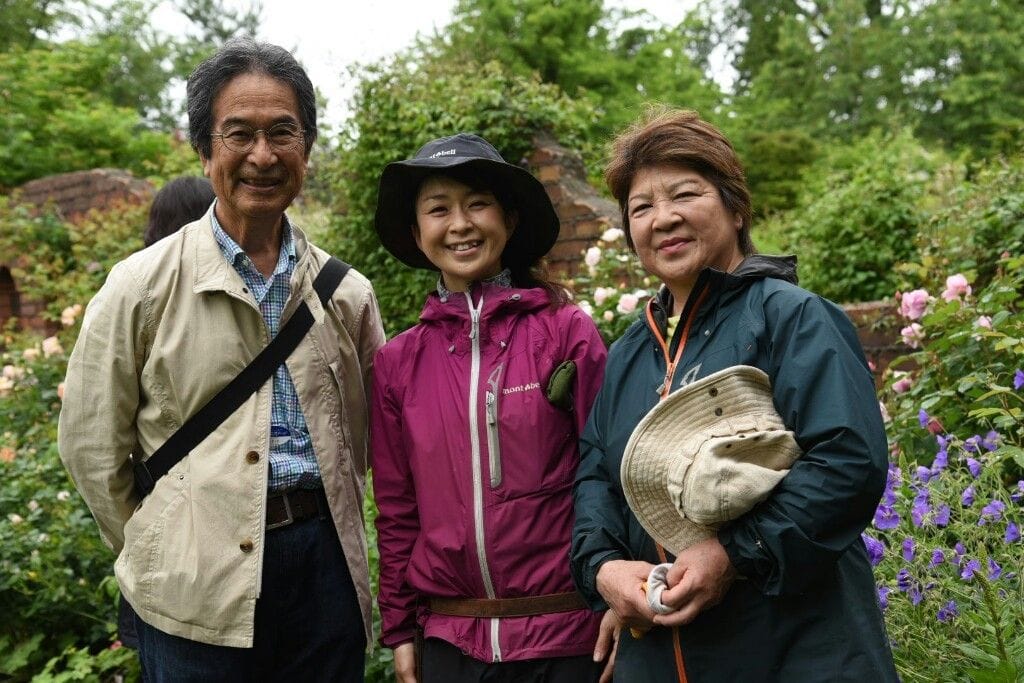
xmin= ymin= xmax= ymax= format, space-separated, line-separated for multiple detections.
xmin=892 ymin=375 xmax=913 ymax=394
xmin=593 ymin=287 xmax=611 ymax=306
xmin=616 ymin=293 xmax=639 ymax=314
xmin=584 ymin=247 xmax=601 ymax=270
xmin=602 ymin=310 xmax=614 ymax=322
xmin=975 ymin=316 xmax=992 ymax=329
xmin=941 ymin=274 xmax=972 ymax=302
xmin=899 ymin=289 xmax=930 ymax=320
xmin=900 ymin=323 xmax=924 ymax=349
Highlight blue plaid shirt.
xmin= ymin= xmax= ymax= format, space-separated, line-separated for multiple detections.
xmin=211 ymin=208 xmax=320 ymax=491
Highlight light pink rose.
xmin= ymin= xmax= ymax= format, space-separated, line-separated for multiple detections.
xmin=892 ymin=375 xmax=913 ymax=394
xmin=616 ymin=293 xmax=639 ymax=314
xmin=975 ymin=315 xmax=992 ymax=329
xmin=42 ymin=336 xmax=63 ymax=358
xmin=593 ymin=287 xmax=611 ymax=306
xmin=941 ymin=274 xmax=972 ymax=302
xmin=899 ymin=289 xmax=930 ymax=320
xmin=584 ymin=247 xmax=601 ymax=270
xmin=602 ymin=310 xmax=614 ymax=322
xmin=900 ymin=323 xmax=924 ymax=349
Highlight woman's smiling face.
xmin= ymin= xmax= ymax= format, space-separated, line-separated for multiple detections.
xmin=413 ymin=175 xmax=515 ymax=292
xmin=627 ymin=163 xmax=744 ymax=306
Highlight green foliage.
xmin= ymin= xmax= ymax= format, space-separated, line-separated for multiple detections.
xmin=0 ymin=331 xmax=129 ymax=680
xmin=901 ymin=154 xmax=1024 ymax=295
xmin=772 ymin=130 xmax=940 ymax=302
xmin=0 ymin=198 xmax=146 ymax=323
xmin=316 ymin=56 xmax=596 ymax=335
xmin=0 ymin=43 xmax=182 ymax=188
xmin=436 ymin=0 xmax=722 ymax=141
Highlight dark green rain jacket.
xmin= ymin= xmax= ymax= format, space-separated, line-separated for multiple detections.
xmin=571 ymin=256 xmax=898 ymax=682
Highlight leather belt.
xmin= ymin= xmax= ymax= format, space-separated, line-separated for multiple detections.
xmin=266 ymin=487 xmax=327 ymax=530
xmin=428 ymin=591 xmax=587 ymax=618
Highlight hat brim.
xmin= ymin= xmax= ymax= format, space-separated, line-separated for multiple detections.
xmin=374 ymin=157 xmax=560 ymax=270
xmin=620 ymin=366 xmax=787 ymax=556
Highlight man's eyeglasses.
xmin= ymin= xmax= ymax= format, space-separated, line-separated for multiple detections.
xmin=211 ymin=123 xmax=305 ymax=154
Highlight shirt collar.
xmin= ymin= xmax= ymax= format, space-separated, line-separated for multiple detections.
xmin=210 ymin=200 xmax=296 ymax=276
xmin=436 ymin=268 xmax=513 ymax=299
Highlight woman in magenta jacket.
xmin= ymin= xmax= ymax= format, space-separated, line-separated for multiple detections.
xmin=370 ymin=133 xmax=610 ymax=682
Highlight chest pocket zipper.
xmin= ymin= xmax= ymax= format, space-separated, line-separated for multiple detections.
xmin=485 ymin=363 xmax=504 ymax=488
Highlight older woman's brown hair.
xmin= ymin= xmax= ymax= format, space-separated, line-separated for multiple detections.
xmin=605 ymin=107 xmax=755 ymax=256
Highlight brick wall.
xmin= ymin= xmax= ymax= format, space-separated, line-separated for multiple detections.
xmin=1 ymin=169 xmax=154 ymax=333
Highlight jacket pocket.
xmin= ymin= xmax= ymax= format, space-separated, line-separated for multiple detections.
xmin=486 ymin=364 xmax=503 ymax=488
xmin=117 ymin=472 xmax=189 ymax=610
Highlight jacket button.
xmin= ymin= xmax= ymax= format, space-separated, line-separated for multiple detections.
xmin=239 ymin=539 xmax=254 ymax=553
xmin=245 ymin=451 xmax=259 ymax=464
xmin=715 ymin=407 xmax=724 ymax=416
xmin=709 ymin=387 xmax=718 ymax=397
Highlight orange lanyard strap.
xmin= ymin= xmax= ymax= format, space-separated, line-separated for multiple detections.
xmin=644 ymin=287 xmax=708 ymax=683
xmin=644 ymin=287 xmax=710 ymax=399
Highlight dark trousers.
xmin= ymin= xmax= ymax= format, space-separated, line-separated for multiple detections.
xmin=135 ymin=515 xmax=365 ymax=682
xmin=422 ymin=637 xmax=602 ymax=683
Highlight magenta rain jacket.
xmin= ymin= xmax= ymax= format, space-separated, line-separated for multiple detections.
xmin=371 ymin=283 xmax=607 ymax=663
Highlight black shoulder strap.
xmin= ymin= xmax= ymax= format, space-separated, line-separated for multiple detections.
xmin=133 ymin=257 xmax=351 ymax=498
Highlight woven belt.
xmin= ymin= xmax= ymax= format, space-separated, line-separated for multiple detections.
xmin=428 ymin=591 xmax=587 ymax=618
xmin=266 ymin=487 xmax=327 ymax=530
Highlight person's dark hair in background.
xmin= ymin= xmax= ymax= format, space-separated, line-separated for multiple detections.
xmin=143 ymin=176 xmax=216 ymax=247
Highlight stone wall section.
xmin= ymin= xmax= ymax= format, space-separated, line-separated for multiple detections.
xmin=2 ymin=169 xmax=153 ymax=333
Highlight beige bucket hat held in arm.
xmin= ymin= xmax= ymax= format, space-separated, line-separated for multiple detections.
xmin=621 ymin=365 xmax=802 ymax=556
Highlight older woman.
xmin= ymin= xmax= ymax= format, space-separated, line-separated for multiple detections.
xmin=570 ymin=109 xmax=898 ymax=682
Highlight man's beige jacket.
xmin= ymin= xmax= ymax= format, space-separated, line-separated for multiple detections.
xmin=58 ymin=209 xmax=385 ymax=647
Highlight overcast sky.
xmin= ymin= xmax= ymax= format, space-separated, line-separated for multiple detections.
xmin=155 ymin=0 xmax=700 ymax=128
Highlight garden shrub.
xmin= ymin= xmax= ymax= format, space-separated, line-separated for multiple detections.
xmin=902 ymin=152 xmax=1024 ymax=295
xmin=775 ymin=129 xmax=941 ymax=303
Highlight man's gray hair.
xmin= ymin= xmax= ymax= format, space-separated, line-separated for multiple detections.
xmin=186 ymin=37 xmax=318 ymax=159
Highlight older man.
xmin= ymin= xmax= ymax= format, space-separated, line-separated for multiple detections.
xmin=58 ymin=38 xmax=384 ymax=681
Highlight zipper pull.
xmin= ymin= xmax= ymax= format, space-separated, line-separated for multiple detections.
xmin=486 ymin=391 xmax=497 ymax=425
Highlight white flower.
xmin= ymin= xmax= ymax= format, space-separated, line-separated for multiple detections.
xmin=602 ymin=310 xmax=615 ymax=322
xmin=42 ymin=336 xmax=63 ymax=358
xmin=600 ymin=227 xmax=624 ymax=243
xmin=56 ymin=490 xmax=71 ymax=502
xmin=60 ymin=305 xmax=80 ymax=327
xmin=22 ymin=348 xmax=40 ymax=361
xmin=37 ymin=533 xmax=49 ymax=544
xmin=593 ymin=287 xmax=611 ymax=306
xmin=8 ymin=514 xmax=24 ymax=525
xmin=0 ymin=376 xmax=13 ymax=397
xmin=27 ymin=500 xmax=39 ymax=512
xmin=584 ymin=246 xmax=602 ymax=271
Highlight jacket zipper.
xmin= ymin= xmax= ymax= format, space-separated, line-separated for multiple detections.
xmin=485 ymin=364 xmax=504 ymax=488
xmin=464 ymin=292 xmax=502 ymax=662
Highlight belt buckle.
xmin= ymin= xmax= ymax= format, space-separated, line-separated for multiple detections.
xmin=266 ymin=492 xmax=294 ymax=530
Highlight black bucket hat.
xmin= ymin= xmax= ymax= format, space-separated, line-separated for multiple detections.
xmin=374 ymin=133 xmax=561 ymax=270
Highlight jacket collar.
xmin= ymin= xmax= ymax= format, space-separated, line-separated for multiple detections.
xmin=192 ymin=204 xmax=312 ymax=297
xmin=648 ymin=254 xmax=798 ymax=336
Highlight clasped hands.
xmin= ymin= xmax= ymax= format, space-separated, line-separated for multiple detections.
xmin=595 ymin=537 xmax=737 ymax=630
